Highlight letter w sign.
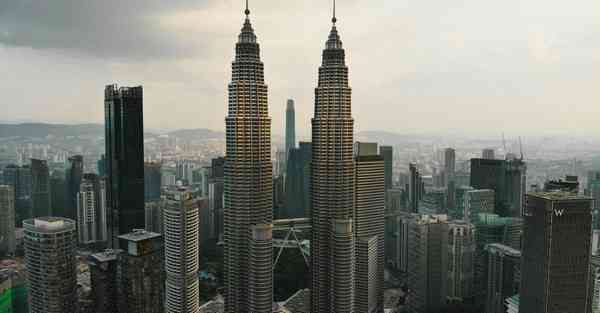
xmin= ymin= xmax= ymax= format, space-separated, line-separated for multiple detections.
xmin=554 ymin=209 xmax=565 ymax=217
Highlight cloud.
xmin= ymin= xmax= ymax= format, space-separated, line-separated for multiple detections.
xmin=0 ymin=0 xmax=210 ymax=60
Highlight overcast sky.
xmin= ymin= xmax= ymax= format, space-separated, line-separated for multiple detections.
xmin=1 ymin=0 xmax=599 ymax=138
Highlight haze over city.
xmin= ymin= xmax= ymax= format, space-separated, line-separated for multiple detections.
xmin=1 ymin=0 xmax=599 ymax=137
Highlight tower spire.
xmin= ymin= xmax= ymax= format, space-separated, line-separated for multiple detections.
xmin=332 ymin=0 xmax=337 ymax=24
xmin=245 ymin=0 xmax=250 ymax=16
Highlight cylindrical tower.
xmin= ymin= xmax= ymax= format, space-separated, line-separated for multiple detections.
xmin=223 ymin=3 xmax=273 ymax=312
xmin=248 ymin=224 xmax=274 ymax=312
xmin=164 ymin=190 xmax=200 ymax=313
xmin=23 ymin=217 xmax=77 ymax=313
xmin=331 ymin=219 xmax=355 ymax=312
xmin=311 ymin=9 xmax=356 ymax=313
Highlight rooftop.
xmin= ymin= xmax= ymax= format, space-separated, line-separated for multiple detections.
xmin=118 ymin=229 xmax=161 ymax=242
xmin=528 ymin=191 xmax=592 ymax=201
xmin=90 ymin=249 xmax=123 ymax=263
xmin=23 ymin=217 xmax=75 ymax=233
xmin=485 ymin=243 xmax=521 ymax=257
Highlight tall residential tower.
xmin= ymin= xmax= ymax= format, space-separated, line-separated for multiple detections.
xmin=311 ymin=5 xmax=356 ymax=312
xmin=223 ymin=3 xmax=273 ymax=312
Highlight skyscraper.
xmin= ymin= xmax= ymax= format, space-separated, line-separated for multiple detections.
xmin=464 ymin=189 xmax=495 ymax=221
xmin=408 ymin=163 xmax=423 ymax=213
xmin=444 ymin=148 xmax=456 ymax=181
xmin=380 ymin=146 xmax=393 ymax=193
xmin=311 ymin=5 xmax=356 ymax=312
xmin=23 ymin=217 xmax=77 ymax=313
xmin=66 ymin=155 xmax=84 ymax=220
xmin=285 ymin=99 xmax=296 ymax=156
xmin=472 ymin=213 xmax=522 ymax=307
xmin=77 ymin=173 xmax=107 ymax=244
xmin=3 ymin=164 xmax=32 ymax=225
xmin=50 ymin=170 xmax=67 ymax=218
xmin=284 ymin=141 xmax=312 ymax=218
xmin=89 ymin=249 xmax=122 ymax=313
xmin=447 ymin=220 xmax=475 ymax=302
xmin=223 ymin=3 xmax=273 ymax=312
xmin=30 ymin=159 xmax=51 ymax=218
xmin=470 ymin=157 xmax=526 ymax=217
xmin=482 ymin=148 xmax=495 ymax=160
xmin=105 ymin=84 xmax=145 ymax=248
xmin=485 ymin=243 xmax=521 ymax=313
xmin=520 ymin=192 xmax=592 ymax=313
xmin=407 ymin=214 xmax=449 ymax=313
xmin=0 ymin=185 xmax=15 ymax=256
xmin=354 ymin=142 xmax=385 ymax=312
xmin=144 ymin=162 xmax=162 ymax=202
xmin=163 ymin=190 xmax=200 ymax=313
xmin=117 ymin=230 xmax=164 ymax=313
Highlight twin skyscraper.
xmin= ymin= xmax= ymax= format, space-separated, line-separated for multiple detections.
xmin=224 ymin=1 xmax=383 ymax=312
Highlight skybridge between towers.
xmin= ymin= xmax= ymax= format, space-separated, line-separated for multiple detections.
xmin=272 ymin=218 xmax=311 ymax=268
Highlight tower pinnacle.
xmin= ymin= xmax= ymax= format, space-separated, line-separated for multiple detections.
xmin=245 ymin=0 xmax=250 ymax=16
xmin=332 ymin=0 xmax=337 ymax=24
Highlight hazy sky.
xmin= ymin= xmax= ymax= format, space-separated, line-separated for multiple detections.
xmin=1 ymin=0 xmax=599 ymax=138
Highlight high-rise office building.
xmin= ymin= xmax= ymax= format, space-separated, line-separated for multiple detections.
xmin=311 ymin=8 xmax=356 ymax=312
xmin=447 ymin=220 xmax=475 ymax=302
xmin=385 ymin=212 xmax=417 ymax=272
xmin=223 ymin=4 xmax=273 ymax=312
xmin=285 ymin=99 xmax=296 ymax=156
xmin=117 ymin=230 xmax=164 ymax=313
xmin=89 ymin=249 xmax=122 ymax=313
xmin=176 ymin=160 xmax=197 ymax=184
xmin=66 ymin=155 xmax=84 ymax=220
xmin=482 ymin=148 xmax=495 ymax=160
xmin=284 ymin=142 xmax=312 ymax=218
xmin=472 ymin=213 xmax=522 ymax=306
xmin=144 ymin=162 xmax=162 ymax=201
xmin=50 ymin=170 xmax=67 ymax=218
xmin=23 ymin=217 xmax=77 ymax=313
xmin=485 ymin=243 xmax=521 ymax=313
xmin=208 ymin=180 xmax=224 ymax=242
xmin=3 ymin=164 xmax=32 ymax=225
xmin=590 ymin=179 xmax=600 ymax=229
xmin=145 ymin=201 xmax=163 ymax=234
xmin=77 ymin=173 xmax=107 ymax=244
xmin=163 ymin=190 xmax=200 ymax=313
xmin=407 ymin=214 xmax=449 ymax=313
xmin=444 ymin=148 xmax=456 ymax=183
xmin=380 ymin=146 xmax=393 ymax=193
xmin=354 ymin=142 xmax=385 ymax=312
xmin=408 ymin=163 xmax=423 ymax=213
xmin=97 ymin=154 xmax=106 ymax=177
xmin=470 ymin=157 xmax=526 ymax=217
xmin=0 ymin=185 xmax=15 ymax=256
xmin=590 ymin=255 xmax=600 ymax=313
xmin=105 ymin=84 xmax=145 ymax=248
xmin=30 ymin=159 xmax=51 ymax=218
xmin=450 ymin=185 xmax=473 ymax=219
xmin=520 ymin=192 xmax=593 ymax=313
xmin=464 ymin=189 xmax=495 ymax=221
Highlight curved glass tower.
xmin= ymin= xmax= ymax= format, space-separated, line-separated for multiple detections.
xmin=223 ymin=3 xmax=273 ymax=312
xmin=311 ymin=6 xmax=356 ymax=312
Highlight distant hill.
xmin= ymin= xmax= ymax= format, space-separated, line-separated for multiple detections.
xmin=0 ymin=123 xmax=224 ymax=140
xmin=167 ymin=128 xmax=224 ymax=141
xmin=0 ymin=123 xmax=104 ymax=138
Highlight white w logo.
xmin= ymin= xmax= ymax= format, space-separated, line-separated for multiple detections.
xmin=554 ymin=209 xmax=564 ymax=217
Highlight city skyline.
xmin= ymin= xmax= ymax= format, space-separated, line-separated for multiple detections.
xmin=1 ymin=0 xmax=599 ymax=137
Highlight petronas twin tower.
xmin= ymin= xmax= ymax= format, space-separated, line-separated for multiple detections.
xmin=224 ymin=1 xmax=359 ymax=312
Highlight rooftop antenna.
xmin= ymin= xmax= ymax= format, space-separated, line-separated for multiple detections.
xmin=245 ymin=0 xmax=250 ymax=16
xmin=519 ymin=136 xmax=524 ymax=160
